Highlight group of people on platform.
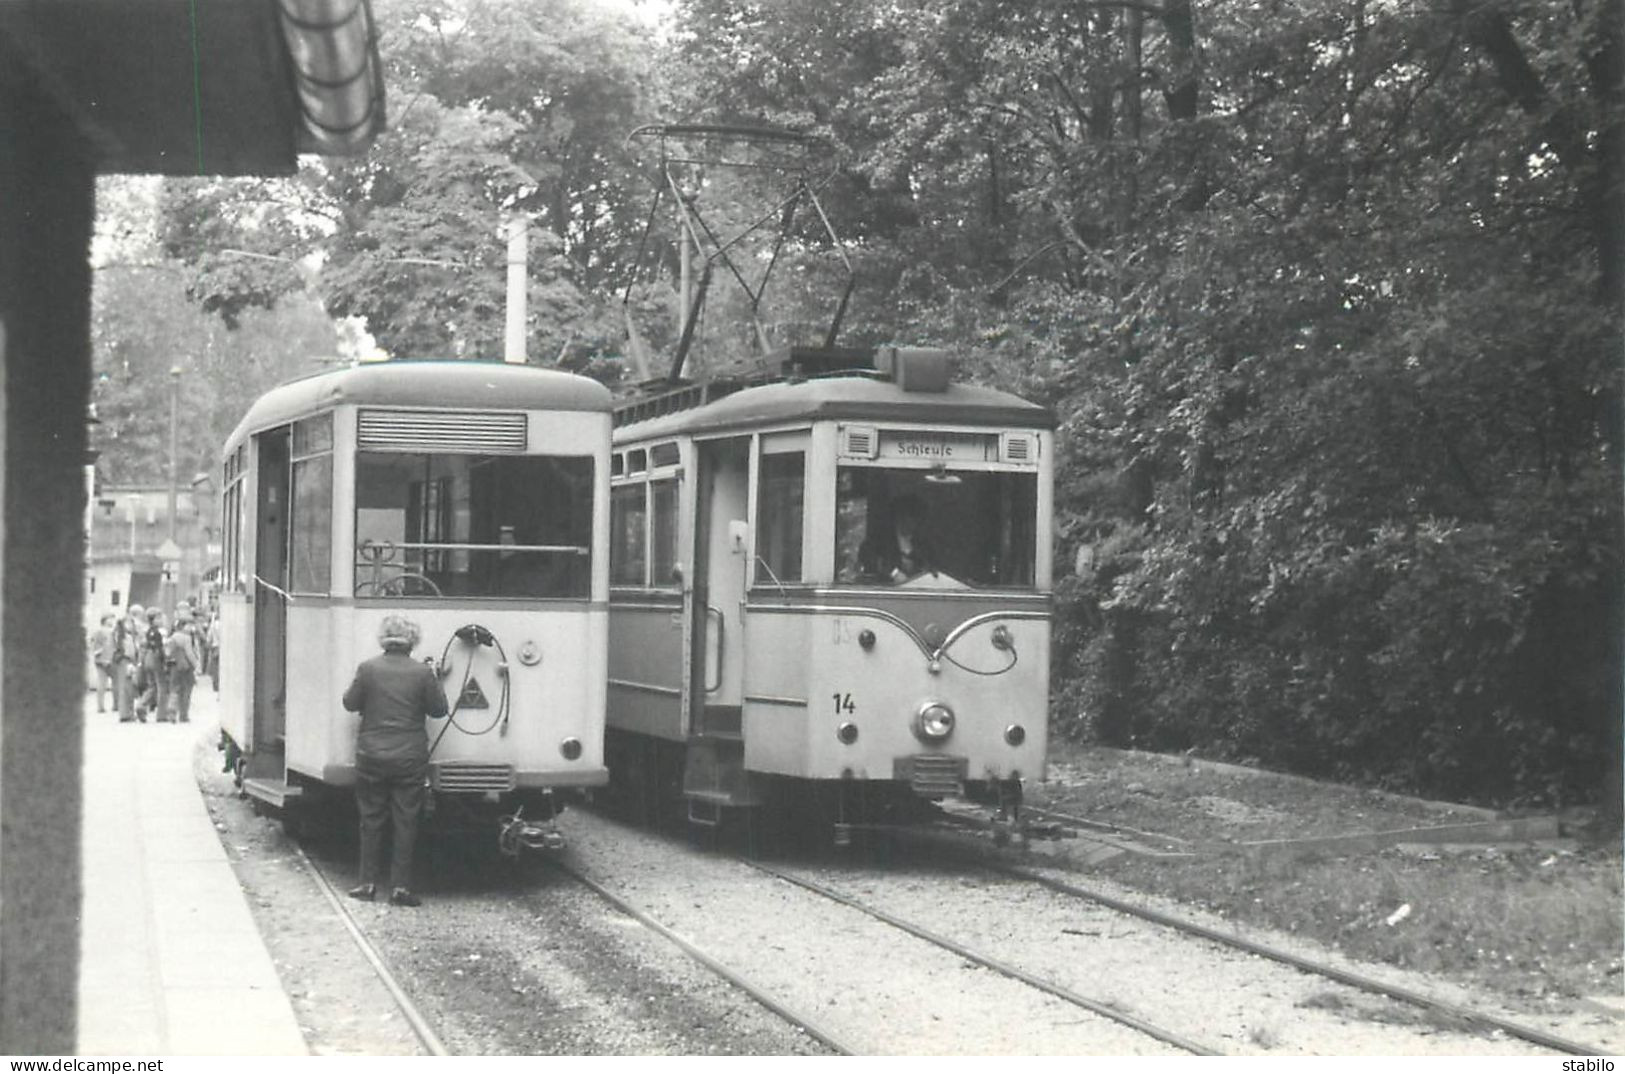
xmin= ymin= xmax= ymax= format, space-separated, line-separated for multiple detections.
xmin=88 ymin=600 xmax=220 ymax=724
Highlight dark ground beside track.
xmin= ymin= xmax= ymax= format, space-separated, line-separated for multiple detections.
xmin=1027 ymin=741 xmax=1623 ymax=1012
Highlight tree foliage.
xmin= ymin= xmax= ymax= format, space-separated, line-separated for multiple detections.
xmin=101 ymin=0 xmax=1620 ymax=810
xmin=90 ymin=259 xmax=337 ymax=487
xmin=154 ymin=0 xmax=661 ymax=373
xmin=671 ymin=0 xmax=1622 ymax=809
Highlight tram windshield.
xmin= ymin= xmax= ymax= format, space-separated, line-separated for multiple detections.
xmin=354 ymin=452 xmax=594 ymax=599
xmin=835 ymin=466 xmax=1037 ymax=588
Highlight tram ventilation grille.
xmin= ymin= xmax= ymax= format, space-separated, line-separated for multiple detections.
xmin=840 ymin=425 xmax=878 ymax=459
xmin=430 ymin=762 xmax=516 ymax=793
xmin=898 ymin=753 xmax=966 ymax=797
xmin=1002 ymin=432 xmax=1036 ymax=463
xmin=359 ymin=409 xmax=528 ymax=453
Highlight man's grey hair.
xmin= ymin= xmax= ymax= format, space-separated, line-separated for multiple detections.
xmin=377 ymin=614 xmax=421 ymax=652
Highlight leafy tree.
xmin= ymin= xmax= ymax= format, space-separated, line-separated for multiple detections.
xmin=157 ymin=0 xmax=663 ymax=376
xmin=90 ymin=263 xmax=337 ymax=486
xmin=663 ymin=0 xmax=1622 ymax=811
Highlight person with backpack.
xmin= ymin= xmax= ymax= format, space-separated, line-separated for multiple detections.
xmin=139 ymin=608 xmax=169 ymax=722
xmin=116 ymin=605 xmax=145 ymax=723
xmin=89 ymin=613 xmax=117 ymax=714
xmin=205 ymin=611 xmax=222 ymax=693
xmin=165 ymin=613 xmax=201 ymax=723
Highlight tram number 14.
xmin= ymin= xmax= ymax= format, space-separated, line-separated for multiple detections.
xmin=832 ymin=692 xmax=856 ymax=715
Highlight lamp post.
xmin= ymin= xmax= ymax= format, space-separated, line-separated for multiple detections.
xmin=166 ymin=366 xmax=180 ymax=616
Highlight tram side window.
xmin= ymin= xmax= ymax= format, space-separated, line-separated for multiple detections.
xmin=222 ymin=444 xmax=249 ymax=594
xmin=289 ymin=455 xmax=333 ymax=594
xmin=835 ymin=466 xmax=1037 ymax=587
xmin=355 ymin=452 xmax=594 ymax=599
xmin=222 ymin=481 xmax=244 ymax=592
xmin=757 ymin=452 xmax=804 ymax=583
xmin=611 ymin=478 xmax=678 ymax=589
xmin=610 ymin=484 xmax=647 ymax=586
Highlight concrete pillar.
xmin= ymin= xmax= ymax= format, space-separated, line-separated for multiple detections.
xmin=0 ymin=72 xmax=95 ymax=1053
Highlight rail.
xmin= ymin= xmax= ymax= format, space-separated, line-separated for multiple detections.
xmin=741 ymin=859 xmax=1222 ymax=1055
xmin=549 ymin=858 xmax=857 ymax=1054
xmin=989 ymin=861 xmax=1610 ymax=1057
xmin=296 ymin=845 xmax=450 ymax=1056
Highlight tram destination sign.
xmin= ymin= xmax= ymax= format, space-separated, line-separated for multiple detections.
xmin=878 ymin=430 xmax=997 ymax=462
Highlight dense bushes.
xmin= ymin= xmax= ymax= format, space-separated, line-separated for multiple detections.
xmin=1054 ymin=509 xmax=1621 ymax=809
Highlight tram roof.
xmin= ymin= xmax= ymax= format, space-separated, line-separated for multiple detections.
xmin=613 ymin=374 xmax=1054 ymax=442
xmin=223 ymin=360 xmax=613 ymax=454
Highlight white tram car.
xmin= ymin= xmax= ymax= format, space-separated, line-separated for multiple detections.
xmin=606 ymin=345 xmax=1054 ymax=837
xmin=218 ymin=360 xmax=613 ymax=850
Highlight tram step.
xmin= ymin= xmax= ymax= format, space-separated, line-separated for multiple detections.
xmin=691 ymin=730 xmax=743 ymax=743
xmin=686 ymin=795 xmax=726 ymax=828
xmin=241 ymin=777 xmax=302 ymax=811
xmin=681 ymin=737 xmax=764 ymax=807
xmin=697 ymin=704 xmax=741 ymax=737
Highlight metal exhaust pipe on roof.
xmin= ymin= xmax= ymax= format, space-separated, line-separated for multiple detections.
xmin=278 ymin=0 xmax=387 ymax=155
xmin=505 ymin=216 xmax=528 ymax=364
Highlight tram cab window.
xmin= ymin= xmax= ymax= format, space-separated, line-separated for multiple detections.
xmin=835 ymin=466 xmax=1037 ymax=587
xmin=288 ymin=415 xmax=336 ymax=594
xmin=289 ymin=454 xmax=333 ymax=594
xmin=354 ymin=452 xmax=593 ymax=599
xmin=757 ymin=452 xmax=804 ymax=583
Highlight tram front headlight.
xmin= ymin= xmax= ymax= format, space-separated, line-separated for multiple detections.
xmin=913 ymin=701 xmax=955 ymax=744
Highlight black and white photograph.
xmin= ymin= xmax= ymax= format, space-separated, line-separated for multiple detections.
xmin=0 ymin=0 xmax=1619 ymax=1060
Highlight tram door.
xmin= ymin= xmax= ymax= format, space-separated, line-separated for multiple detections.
xmin=251 ymin=429 xmax=290 ymax=760
xmin=682 ymin=437 xmax=755 ymax=809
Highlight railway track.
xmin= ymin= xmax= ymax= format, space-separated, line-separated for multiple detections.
xmin=985 ymin=857 xmax=1610 ymax=1057
xmin=300 ymin=830 xmax=1205 ymax=1053
xmin=548 ymin=850 xmax=1213 ymax=1054
xmin=1019 ymin=803 xmax=1192 ymax=850
xmin=972 ymin=803 xmax=1610 ymax=1055
xmin=544 ymin=858 xmax=857 ymax=1054
xmin=296 ymin=844 xmax=449 ymax=1056
xmin=290 ymin=807 xmax=1610 ymax=1057
xmin=296 ymin=840 xmax=854 ymax=1054
xmin=737 ymin=857 xmax=1223 ymax=1054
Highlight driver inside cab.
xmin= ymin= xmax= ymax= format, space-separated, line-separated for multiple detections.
xmin=858 ymin=494 xmax=936 ymax=584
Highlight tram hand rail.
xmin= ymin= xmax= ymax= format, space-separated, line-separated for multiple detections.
xmin=705 ymin=605 xmax=724 ymax=693
xmin=252 ymin=574 xmax=296 ymax=603
xmin=362 ymin=540 xmax=590 ymax=555
xmin=355 ymin=572 xmax=444 ymax=598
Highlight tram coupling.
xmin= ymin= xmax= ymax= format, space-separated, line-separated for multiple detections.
xmin=497 ymin=803 xmax=566 ymax=856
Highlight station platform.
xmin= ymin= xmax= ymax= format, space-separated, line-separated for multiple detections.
xmin=76 ymin=684 xmax=307 ymax=1055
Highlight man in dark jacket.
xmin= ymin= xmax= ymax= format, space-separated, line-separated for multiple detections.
xmin=140 ymin=608 xmax=169 ymax=721
xmin=858 ymin=494 xmax=937 ymax=583
xmin=341 ymin=615 xmax=449 ymax=907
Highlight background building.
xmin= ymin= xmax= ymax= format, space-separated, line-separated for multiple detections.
xmin=85 ymin=480 xmax=219 ymax=624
